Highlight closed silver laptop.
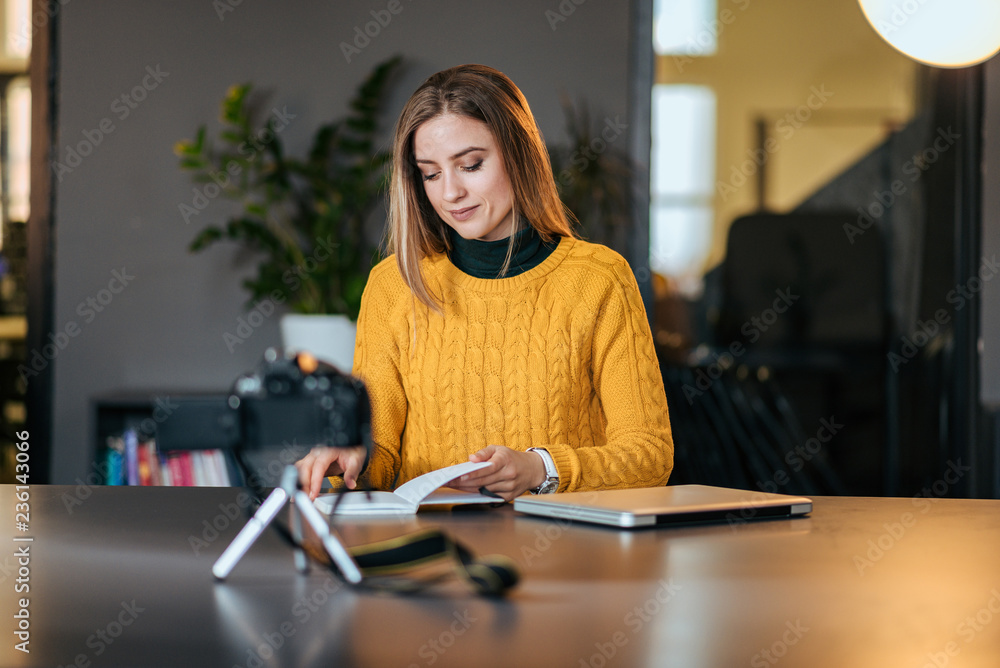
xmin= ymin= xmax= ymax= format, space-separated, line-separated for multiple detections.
xmin=513 ymin=484 xmax=812 ymax=528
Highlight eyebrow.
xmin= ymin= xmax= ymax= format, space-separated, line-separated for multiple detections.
xmin=415 ymin=146 xmax=487 ymax=165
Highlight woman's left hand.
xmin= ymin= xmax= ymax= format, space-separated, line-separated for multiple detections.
xmin=447 ymin=445 xmax=547 ymax=501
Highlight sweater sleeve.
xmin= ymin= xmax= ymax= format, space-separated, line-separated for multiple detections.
xmin=343 ymin=263 xmax=408 ymax=490
xmin=544 ymin=261 xmax=674 ymax=492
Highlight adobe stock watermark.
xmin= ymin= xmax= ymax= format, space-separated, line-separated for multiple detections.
xmin=222 ymin=234 xmax=338 ymax=353
xmin=178 ymin=106 xmax=297 ymax=224
xmin=55 ymin=600 xmax=145 ymax=668
xmin=546 ymin=0 xmax=588 ymax=31
xmin=340 ymin=0 xmax=413 ymax=63
xmin=681 ymin=287 xmax=799 ymax=404
xmin=517 ymin=491 xmax=600 ymax=566
xmin=843 ymin=126 xmax=959 ymax=245
xmin=752 ymin=416 xmax=844 ymax=495
xmin=866 ymin=0 xmax=933 ymax=38
xmin=555 ymin=115 xmax=628 ymax=189
xmin=212 ymin=0 xmax=244 ymax=21
xmin=407 ymin=609 xmax=477 ymax=668
xmin=853 ymin=459 xmax=971 ymax=576
xmin=188 ymin=491 xmax=257 ymax=556
xmin=750 ymin=619 xmax=809 ymax=667
xmin=921 ymin=588 xmax=1000 ymax=668
xmin=8 ymin=0 xmax=70 ymax=55
xmin=229 ymin=572 xmax=345 ymax=668
xmin=60 ymin=396 xmax=179 ymax=514
xmin=578 ymin=578 xmax=682 ymax=668
xmin=887 ymin=254 xmax=998 ymax=372
xmin=518 ymin=517 xmax=573 ymax=567
xmin=18 ymin=268 xmax=136 ymax=383
xmin=716 ymin=85 xmax=833 ymax=202
xmin=671 ymin=0 xmax=752 ymax=73
xmin=188 ymin=441 xmax=310 ymax=555
xmin=52 ymin=65 xmax=169 ymax=182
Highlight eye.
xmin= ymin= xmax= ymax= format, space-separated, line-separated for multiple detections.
xmin=421 ymin=171 xmax=440 ymax=182
xmin=461 ymin=160 xmax=483 ymax=173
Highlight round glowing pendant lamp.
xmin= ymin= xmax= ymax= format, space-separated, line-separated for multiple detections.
xmin=857 ymin=0 xmax=1000 ymax=68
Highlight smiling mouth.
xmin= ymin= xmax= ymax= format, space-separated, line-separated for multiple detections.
xmin=448 ymin=206 xmax=479 ymax=221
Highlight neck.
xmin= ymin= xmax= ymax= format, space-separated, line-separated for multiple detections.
xmin=446 ymin=224 xmax=559 ymax=279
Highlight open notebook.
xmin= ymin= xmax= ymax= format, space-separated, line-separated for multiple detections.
xmin=313 ymin=461 xmax=501 ymax=516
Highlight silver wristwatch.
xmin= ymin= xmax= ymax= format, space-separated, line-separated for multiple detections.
xmin=527 ymin=447 xmax=559 ymax=494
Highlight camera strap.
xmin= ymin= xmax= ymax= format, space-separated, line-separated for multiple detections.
xmin=271 ymin=519 xmax=519 ymax=596
xmin=346 ymin=528 xmax=520 ymax=596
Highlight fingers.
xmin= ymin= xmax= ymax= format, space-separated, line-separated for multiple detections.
xmin=295 ymin=447 xmax=339 ymax=500
xmin=295 ymin=446 xmax=369 ymax=499
xmin=456 ymin=463 xmax=497 ymax=486
xmin=294 ymin=452 xmax=319 ymax=496
xmin=461 ymin=446 xmax=543 ymax=501
xmin=469 ymin=444 xmax=501 ymax=462
xmin=308 ymin=455 xmax=331 ymax=500
xmin=342 ymin=448 xmax=366 ymax=490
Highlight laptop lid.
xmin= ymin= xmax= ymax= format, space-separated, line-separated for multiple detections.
xmin=512 ymin=484 xmax=812 ymax=528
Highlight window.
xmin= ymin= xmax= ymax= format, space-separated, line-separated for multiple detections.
xmin=5 ymin=0 xmax=30 ymax=59
xmin=649 ymin=84 xmax=716 ymax=285
xmin=651 ymin=0 xmax=718 ymax=291
xmin=5 ymin=77 xmax=31 ymax=226
xmin=653 ymin=0 xmax=717 ymax=56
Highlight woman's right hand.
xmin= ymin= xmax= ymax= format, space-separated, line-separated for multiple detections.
xmin=294 ymin=445 xmax=367 ymax=500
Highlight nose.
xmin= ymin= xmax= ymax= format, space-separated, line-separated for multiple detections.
xmin=441 ymin=170 xmax=466 ymax=203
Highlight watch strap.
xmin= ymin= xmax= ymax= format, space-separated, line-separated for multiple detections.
xmin=527 ymin=447 xmax=559 ymax=493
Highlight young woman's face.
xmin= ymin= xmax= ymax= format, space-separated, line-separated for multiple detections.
xmin=413 ymin=113 xmax=514 ymax=242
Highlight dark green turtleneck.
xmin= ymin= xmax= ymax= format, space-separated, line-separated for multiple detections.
xmin=447 ymin=224 xmax=560 ymax=279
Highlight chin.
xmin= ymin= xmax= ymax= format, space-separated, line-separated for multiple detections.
xmin=452 ymin=225 xmax=489 ymax=241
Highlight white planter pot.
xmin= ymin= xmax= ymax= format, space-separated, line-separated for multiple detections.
xmin=280 ymin=314 xmax=357 ymax=373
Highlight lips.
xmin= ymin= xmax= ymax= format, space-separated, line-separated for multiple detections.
xmin=448 ymin=205 xmax=479 ymax=222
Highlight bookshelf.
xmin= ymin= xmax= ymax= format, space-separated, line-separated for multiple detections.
xmin=91 ymin=391 xmax=241 ymax=486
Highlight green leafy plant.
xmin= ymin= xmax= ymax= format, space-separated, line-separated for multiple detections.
xmin=548 ymin=97 xmax=633 ymax=251
xmin=175 ymin=56 xmax=401 ymax=320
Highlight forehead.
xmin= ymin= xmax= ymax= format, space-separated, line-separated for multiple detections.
xmin=413 ymin=113 xmax=496 ymax=159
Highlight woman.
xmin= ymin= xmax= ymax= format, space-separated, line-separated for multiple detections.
xmin=297 ymin=64 xmax=673 ymax=501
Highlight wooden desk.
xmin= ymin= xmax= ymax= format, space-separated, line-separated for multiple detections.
xmin=3 ymin=485 xmax=1000 ymax=667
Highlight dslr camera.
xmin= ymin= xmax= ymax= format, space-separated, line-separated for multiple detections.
xmin=156 ymin=348 xmax=371 ymax=459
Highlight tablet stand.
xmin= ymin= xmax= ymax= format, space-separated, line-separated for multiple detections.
xmin=212 ymin=465 xmax=362 ymax=583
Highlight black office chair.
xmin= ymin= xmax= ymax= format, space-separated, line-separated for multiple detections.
xmin=666 ymin=212 xmax=890 ymax=495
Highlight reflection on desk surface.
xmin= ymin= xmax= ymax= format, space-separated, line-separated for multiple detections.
xmin=7 ymin=486 xmax=1000 ymax=668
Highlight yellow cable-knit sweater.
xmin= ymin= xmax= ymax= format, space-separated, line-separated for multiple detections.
xmin=350 ymin=235 xmax=673 ymax=492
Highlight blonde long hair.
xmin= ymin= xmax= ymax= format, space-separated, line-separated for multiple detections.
xmin=387 ymin=64 xmax=575 ymax=312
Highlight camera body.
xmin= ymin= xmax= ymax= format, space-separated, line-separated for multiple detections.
xmin=231 ymin=349 xmax=371 ymax=452
xmin=155 ymin=349 xmax=371 ymax=456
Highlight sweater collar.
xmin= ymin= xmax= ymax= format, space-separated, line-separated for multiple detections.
xmin=446 ymin=223 xmax=559 ymax=279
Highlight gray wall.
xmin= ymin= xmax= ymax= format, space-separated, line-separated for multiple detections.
xmin=50 ymin=1 xmax=636 ymax=482
xmin=983 ymin=57 xmax=1000 ymax=405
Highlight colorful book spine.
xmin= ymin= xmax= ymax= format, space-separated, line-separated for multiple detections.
xmin=107 ymin=449 xmax=123 ymax=486
xmin=124 ymin=429 xmax=140 ymax=486
xmin=104 ymin=437 xmax=124 ymax=485
xmin=167 ymin=454 xmax=184 ymax=488
xmin=149 ymin=441 xmax=163 ymax=486
xmin=179 ymin=451 xmax=195 ymax=487
xmin=192 ymin=451 xmax=207 ymax=487
xmin=138 ymin=442 xmax=151 ymax=486
xmin=158 ymin=453 xmax=172 ymax=487
xmin=208 ymin=450 xmax=229 ymax=486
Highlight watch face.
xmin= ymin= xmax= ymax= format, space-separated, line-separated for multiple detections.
xmin=538 ymin=480 xmax=559 ymax=494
